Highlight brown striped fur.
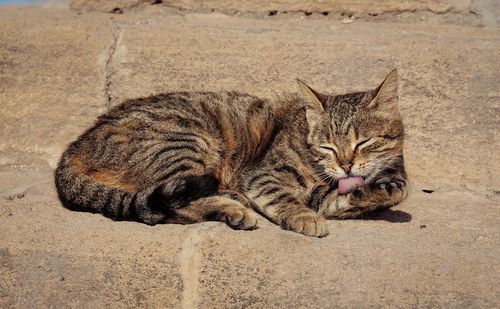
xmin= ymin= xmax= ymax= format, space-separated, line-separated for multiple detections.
xmin=55 ymin=70 xmax=408 ymax=237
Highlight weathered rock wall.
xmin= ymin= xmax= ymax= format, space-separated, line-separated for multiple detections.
xmin=0 ymin=2 xmax=499 ymax=308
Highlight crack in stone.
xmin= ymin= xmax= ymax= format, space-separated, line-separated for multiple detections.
xmin=154 ymin=3 xmax=485 ymax=27
xmin=137 ymin=3 xmax=478 ymax=20
xmin=1 ymin=180 xmax=53 ymax=200
xmin=179 ymin=223 xmax=219 ymax=309
xmin=104 ymin=22 xmax=124 ymax=110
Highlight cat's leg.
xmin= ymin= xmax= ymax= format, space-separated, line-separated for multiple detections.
xmin=315 ymin=176 xmax=407 ymax=219
xmin=139 ymin=140 xmax=259 ymax=229
xmin=148 ymin=174 xmax=220 ymax=210
xmin=350 ymin=177 xmax=408 ymax=209
xmin=326 ymin=176 xmax=408 ymax=219
xmin=244 ymin=176 xmax=328 ymax=237
xmin=217 ymin=189 xmax=256 ymax=209
xmin=171 ymin=193 xmax=258 ymax=230
xmin=149 ymin=174 xmax=258 ymax=229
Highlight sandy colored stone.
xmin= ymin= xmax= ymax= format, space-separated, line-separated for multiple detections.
xmin=70 ymin=0 xmax=144 ymax=13
xmin=70 ymin=0 xmax=470 ymax=14
xmin=169 ymin=0 xmax=471 ymax=15
xmin=195 ymin=191 xmax=498 ymax=307
xmin=471 ymin=0 xmax=500 ymax=25
xmin=0 ymin=2 xmax=499 ymax=308
xmin=0 ymin=183 xmax=187 ymax=308
xmin=0 ymin=5 xmax=112 ymax=168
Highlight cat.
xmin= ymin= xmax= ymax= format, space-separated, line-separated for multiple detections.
xmin=55 ymin=69 xmax=408 ymax=237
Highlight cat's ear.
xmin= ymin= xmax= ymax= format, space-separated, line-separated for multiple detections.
xmin=368 ymin=69 xmax=399 ymax=114
xmin=296 ymin=79 xmax=326 ymax=113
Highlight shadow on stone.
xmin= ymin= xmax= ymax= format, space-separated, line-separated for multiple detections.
xmin=362 ymin=209 xmax=412 ymax=223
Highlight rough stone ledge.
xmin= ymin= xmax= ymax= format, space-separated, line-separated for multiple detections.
xmin=1 ymin=3 xmax=499 ymax=308
xmin=66 ymin=0 xmax=500 ymax=27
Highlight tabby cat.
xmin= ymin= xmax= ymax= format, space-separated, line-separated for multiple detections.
xmin=55 ymin=69 xmax=408 ymax=237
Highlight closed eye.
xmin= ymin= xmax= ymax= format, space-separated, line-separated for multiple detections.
xmin=382 ymin=134 xmax=398 ymax=140
xmin=354 ymin=138 xmax=373 ymax=151
xmin=319 ymin=144 xmax=338 ymax=155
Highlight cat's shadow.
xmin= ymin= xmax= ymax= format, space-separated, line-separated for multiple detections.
xmin=360 ymin=209 xmax=412 ymax=223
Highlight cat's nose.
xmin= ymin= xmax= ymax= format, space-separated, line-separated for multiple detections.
xmin=341 ymin=163 xmax=352 ymax=173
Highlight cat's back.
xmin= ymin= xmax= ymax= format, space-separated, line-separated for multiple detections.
xmin=98 ymin=91 xmax=272 ymax=125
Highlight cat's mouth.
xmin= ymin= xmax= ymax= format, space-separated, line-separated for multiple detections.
xmin=337 ymin=176 xmax=365 ymax=195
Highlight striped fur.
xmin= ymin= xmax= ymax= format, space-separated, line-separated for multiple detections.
xmin=55 ymin=70 xmax=408 ymax=237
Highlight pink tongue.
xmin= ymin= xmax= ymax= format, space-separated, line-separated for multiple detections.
xmin=338 ymin=176 xmax=365 ymax=195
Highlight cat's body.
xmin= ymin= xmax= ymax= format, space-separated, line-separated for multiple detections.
xmin=55 ymin=70 xmax=408 ymax=237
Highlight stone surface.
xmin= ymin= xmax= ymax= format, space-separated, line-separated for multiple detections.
xmin=67 ymin=0 xmax=486 ymax=27
xmin=471 ymin=0 xmax=500 ymax=26
xmin=196 ymin=191 xmax=498 ymax=308
xmin=70 ymin=0 xmax=470 ymax=15
xmin=0 ymin=182 xmax=187 ymax=308
xmin=1 ymin=2 xmax=499 ymax=308
xmin=70 ymin=0 xmax=145 ymax=13
xmin=0 ymin=5 xmax=113 ymax=168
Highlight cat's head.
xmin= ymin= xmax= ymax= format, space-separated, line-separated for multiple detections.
xmin=298 ymin=70 xmax=405 ymax=215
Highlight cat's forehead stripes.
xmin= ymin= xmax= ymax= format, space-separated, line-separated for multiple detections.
xmin=348 ymin=125 xmax=359 ymax=145
xmin=340 ymin=119 xmax=352 ymax=135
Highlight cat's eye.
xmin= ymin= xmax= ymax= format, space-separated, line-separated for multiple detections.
xmin=319 ymin=144 xmax=338 ymax=155
xmin=382 ymin=134 xmax=396 ymax=140
xmin=354 ymin=138 xmax=373 ymax=151
xmin=357 ymin=139 xmax=371 ymax=147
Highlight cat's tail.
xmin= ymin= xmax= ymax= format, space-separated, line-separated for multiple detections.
xmin=54 ymin=149 xmax=167 ymax=225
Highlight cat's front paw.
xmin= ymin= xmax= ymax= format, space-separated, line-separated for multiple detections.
xmin=374 ymin=178 xmax=406 ymax=199
xmin=283 ymin=211 xmax=329 ymax=238
xmin=220 ymin=206 xmax=258 ymax=230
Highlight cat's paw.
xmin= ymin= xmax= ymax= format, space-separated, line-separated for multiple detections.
xmin=220 ymin=206 xmax=258 ymax=230
xmin=150 ymin=175 xmax=219 ymax=209
xmin=283 ymin=211 xmax=329 ymax=238
xmin=166 ymin=174 xmax=219 ymax=199
xmin=374 ymin=178 xmax=405 ymax=198
xmin=136 ymin=208 xmax=167 ymax=226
